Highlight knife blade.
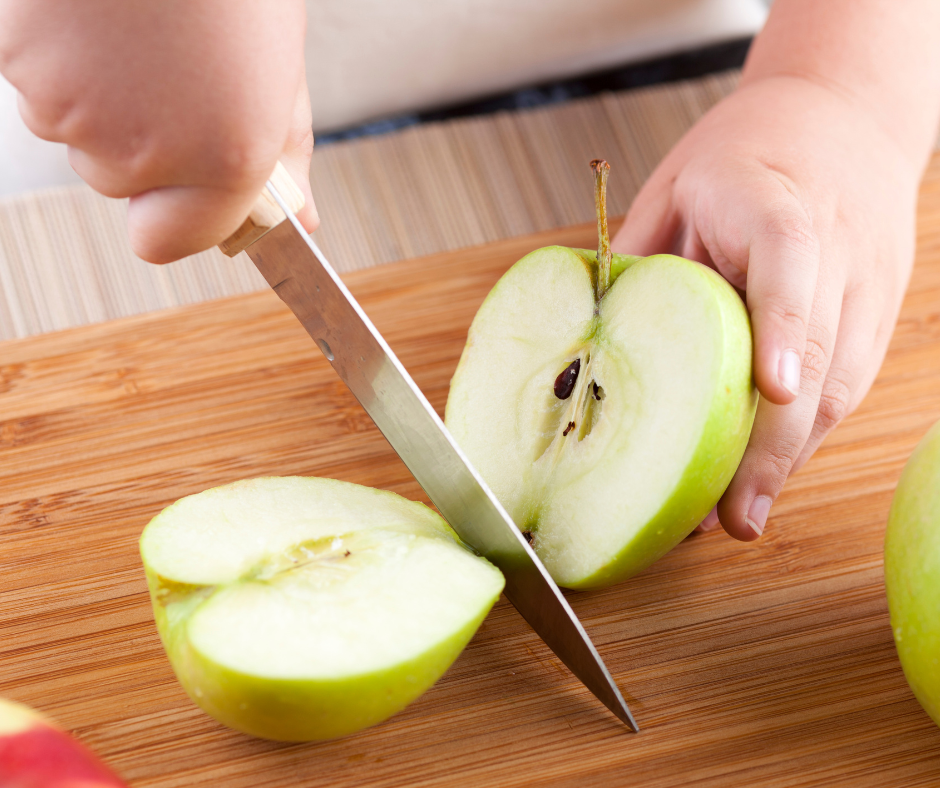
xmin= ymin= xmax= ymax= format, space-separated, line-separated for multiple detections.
xmin=226 ymin=168 xmax=637 ymax=731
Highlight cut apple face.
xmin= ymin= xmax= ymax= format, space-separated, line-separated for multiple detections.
xmin=140 ymin=477 xmax=504 ymax=741
xmin=445 ymin=245 xmax=757 ymax=589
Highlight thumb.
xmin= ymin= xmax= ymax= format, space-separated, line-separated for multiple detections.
xmin=611 ymin=170 xmax=679 ymax=257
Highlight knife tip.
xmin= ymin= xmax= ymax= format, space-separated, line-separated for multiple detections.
xmin=613 ymin=702 xmax=640 ymax=733
xmin=594 ymin=678 xmax=639 ymax=731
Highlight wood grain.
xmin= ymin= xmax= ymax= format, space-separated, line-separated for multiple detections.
xmin=2 ymin=155 xmax=940 ymax=787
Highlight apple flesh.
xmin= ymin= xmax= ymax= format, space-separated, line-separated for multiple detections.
xmin=0 ymin=697 xmax=127 ymax=787
xmin=140 ymin=476 xmax=504 ymax=741
xmin=885 ymin=418 xmax=940 ymax=727
xmin=445 ymin=241 xmax=757 ymax=589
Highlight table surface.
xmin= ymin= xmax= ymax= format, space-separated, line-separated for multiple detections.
xmin=1 ymin=155 xmax=940 ymax=787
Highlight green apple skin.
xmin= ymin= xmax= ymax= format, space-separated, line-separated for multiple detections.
xmin=149 ymin=591 xmax=493 ymax=742
xmin=578 ymin=252 xmax=756 ymax=587
xmin=141 ymin=477 xmax=504 ymax=741
xmin=885 ymin=418 xmax=940 ymax=727
xmin=446 ymin=247 xmax=757 ymax=589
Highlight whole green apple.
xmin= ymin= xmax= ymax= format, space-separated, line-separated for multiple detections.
xmin=445 ymin=161 xmax=757 ymax=589
xmin=140 ymin=477 xmax=504 ymax=741
xmin=885 ymin=417 xmax=940 ymax=726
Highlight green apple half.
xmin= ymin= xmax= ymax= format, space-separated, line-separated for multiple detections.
xmin=140 ymin=477 xmax=504 ymax=741
xmin=445 ymin=243 xmax=757 ymax=589
xmin=885 ymin=417 xmax=940 ymax=727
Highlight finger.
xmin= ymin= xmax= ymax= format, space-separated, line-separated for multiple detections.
xmin=124 ymin=138 xmax=310 ymax=264
xmin=125 ymin=183 xmax=260 ymax=264
xmin=695 ymin=506 xmax=721 ymax=533
xmin=745 ymin=212 xmax=821 ymax=407
xmin=611 ymin=170 xmax=680 ymax=257
xmin=95 ymin=76 xmax=315 ymax=264
xmin=68 ymin=137 xmax=281 ymax=205
xmin=16 ymin=92 xmax=67 ymax=144
xmin=678 ymin=227 xmax=716 ymax=271
xmin=717 ymin=288 xmax=842 ymax=541
xmin=280 ymin=70 xmax=319 ymax=233
xmin=66 ymin=147 xmax=148 ymax=199
xmin=791 ymin=287 xmax=883 ymax=472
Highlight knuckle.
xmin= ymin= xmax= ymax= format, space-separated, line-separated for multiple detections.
xmin=759 ymin=298 xmax=808 ymax=335
xmin=288 ymin=125 xmax=315 ymax=160
xmin=799 ymin=332 xmax=832 ymax=387
xmin=815 ymin=378 xmax=852 ymax=434
xmin=213 ymin=141 xmax=272 ymax=189
xmin=18 ymin=93 xmax=70 ymax=142
xmin=761 ymin=211 xmax=820 ymax=260
xmin=745 ymin=430 xmax=804 ymax=490
xmin=758 ymin=443 xmax=797 ymax=488
xmin=195 ymin=121 xmax=278 ymax=191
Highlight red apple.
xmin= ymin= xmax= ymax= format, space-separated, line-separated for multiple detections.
xmin=0 ymin=697 xmax=127 ymax=788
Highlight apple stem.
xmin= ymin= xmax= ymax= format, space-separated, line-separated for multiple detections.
xmin=591 ymin=159 xmax=612 ymax=301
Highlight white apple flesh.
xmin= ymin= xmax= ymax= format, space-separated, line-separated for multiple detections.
xmin=140 ymin=477 xmax=504 ymax=741
xmin=445 ymin=241 xmax=757 ymax=588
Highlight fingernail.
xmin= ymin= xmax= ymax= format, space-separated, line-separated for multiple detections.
xmin=745 ymin=496 xmax=772 ymax=537
xmin=698 ymin=506 xmax=720 ymax=532
xmin=778 ymin=349 xmax=801 ymax=396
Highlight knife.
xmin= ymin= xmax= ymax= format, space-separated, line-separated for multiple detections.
xmin=220 ymin=162 xmax=637 ymax=731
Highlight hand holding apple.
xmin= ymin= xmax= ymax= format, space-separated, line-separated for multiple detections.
xmin=613 ymin=0 xmax=940 ymax=541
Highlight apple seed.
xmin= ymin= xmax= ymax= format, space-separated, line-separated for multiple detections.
xmin=554 ymin=359 xmax=581 ymax=399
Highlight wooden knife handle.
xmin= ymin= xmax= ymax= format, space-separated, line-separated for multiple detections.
xmin=218 ymin=161 xmax=306 ymax=257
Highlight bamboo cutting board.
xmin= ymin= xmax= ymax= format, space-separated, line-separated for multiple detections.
xmin=2 ymin=153 xmax=940 ymax=787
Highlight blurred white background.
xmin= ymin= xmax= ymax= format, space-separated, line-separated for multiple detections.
xmin=0 ymin=75 xmax=82 ymax=196
xmin=0 ymin=0 xmax=768 ymax=197
xmin=306 ymin=0 xmax=767 ymax=132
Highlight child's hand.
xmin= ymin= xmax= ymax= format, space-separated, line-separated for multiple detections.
xmin=613 ymin=74 xmax=922 ymax=541
xmin=614 ymin=0 xmax=940 ymax=542
xmin=0 ymin=0 xmax=317 ymax=263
